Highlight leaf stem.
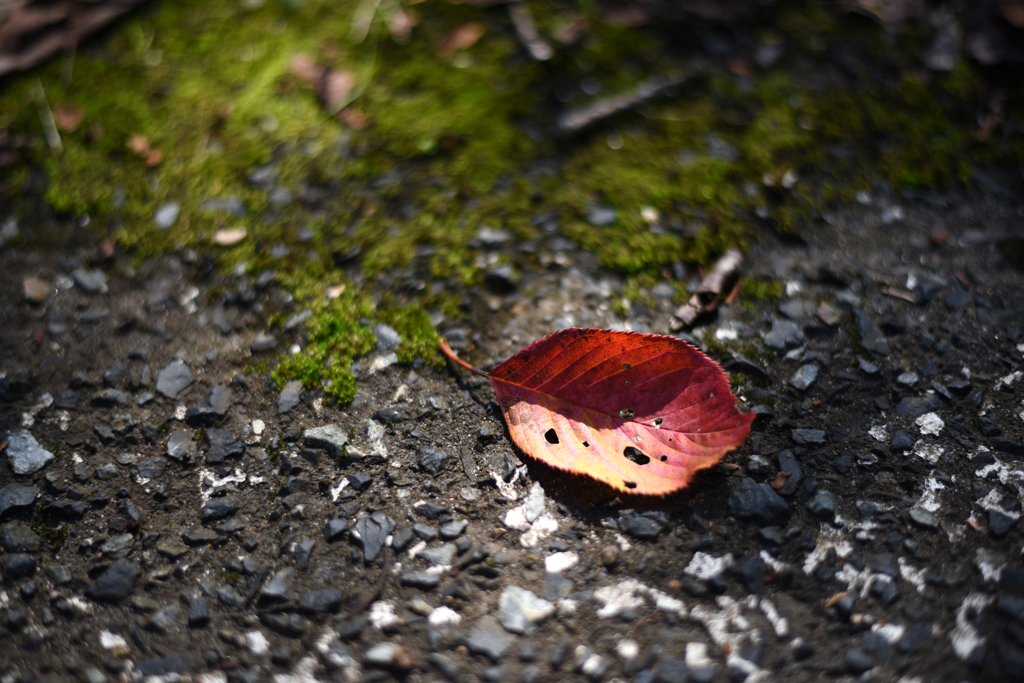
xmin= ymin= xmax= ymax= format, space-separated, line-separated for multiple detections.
xmin=438 ymin=338 xmax=490 ymax=378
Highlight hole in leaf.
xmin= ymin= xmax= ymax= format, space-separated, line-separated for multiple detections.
xmin=545 ymin=429 xmax=559 ymax=445
xmin=582 ymin=441 xmax=589 ymax=447
xmin=660 ymin=455 xmax=668 ymax=462
xmin=623 ymin=363 xmax=631 ymax=370
xmin=619 ymin=408 xmax=634 ymax=419
xmin=623 ymin=447 xmax=650 ymax=465
xmin=624 ymin=481 xmax=637 ymax=489
xmin=653 ymin=417 xmax=663 ymax=426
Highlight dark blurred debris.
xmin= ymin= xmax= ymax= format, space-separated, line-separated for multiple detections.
xmin=510 ymin=2 xmax=553 ymax=61
xmin=556 ymin=66 xmax=704 ymax=134
xmin=674 ymin=248 xmax=743 ymax=327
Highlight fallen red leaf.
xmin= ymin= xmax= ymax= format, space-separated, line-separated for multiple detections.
xmin=437 ymin=23 xmax=486 ymax=58
xmin=441 ymin=328 xmax=754 ymax=495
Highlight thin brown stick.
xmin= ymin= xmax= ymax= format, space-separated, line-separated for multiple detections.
xmin=439 ymin=338 xmax=491 ymax=379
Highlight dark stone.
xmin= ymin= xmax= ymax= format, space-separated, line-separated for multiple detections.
xmin=853 ymin=309 xmax=891 ymax=355
xmin=898 ymin=624 xmax=930 ymax=653
xmin=351 ymin=512 xmax=396 ymax=562
xmin=0 ymin=485 xmax=38 ymax=518
xmin=205 ymin=428 xmax=243 ymax=464
xmin=294 ymin=537 xmax=315 ymax=569
xmin=183 ymin=527 xmax=220 ymax=545
xmin=324 ymin=518 xmax=349 ymax=542
xmin=978 ymin=416 xmax=1002 ymax=436
xmin=429 ymin=653 xmax=462 ymax=682
xmin=119 ymin=498 xmax=140 ymax=523
xmin=858 ymin=358 xmax=879 ymax=375
xmin=728 ymin=478 xmax=790 ymax=526
xmin=733 ymin=554 xmax=764 ymax=592
xmin=869 ymin=553 xmax=897 ymax=577
xmin=47 ymin=500 xmax=86 ymax=518
xmin=85 ymin=559 xmax=137 ymax=602
xmin=185 ymin=386 xmax=232 ymax=426
xmin=844 ymin=648 xmax=873 ymax=674
xmin=336 ymin=616 xmax=367 ymax=640
xmin=419 ymin=448 xmax=450 ymax=476
xmin=166 ymin=430 xmax=197 ymax=464
xmin=869 ymin=576 xmax=899 ymax=606
xmin=992 ymin=439 xmax=1024 ymax=457
xmin=890 ymin=430 xmax=913 ymax=452
xmin=486 ymin=264 xmax=519 ymax=292
xmin=414 ymin=522 xmax=438 ymax=541
xmin=791 ymin=429 xmax=825 ymax=445
xmin=391 ymin=527 xmax=415 ymax=553
xmin=807 ymin=490 xmax=836 ymax=518
xmin=201 ymin=497 xmax=238 ymax=522
xmin=763 ymin=319 xmax=804 ymax=351
xmin=136 ymin=655 xmax=198 ymax=677
xmin=300 ymin=589 xmax=342 ymax=613
xmin=278 ymin=381 xmax=303 ymax=414
xmin=217 ymin=584 xmax=245 ymax=608
xmin=374 ymin=406 xmax=413 ymax=423
xmin=945 ymin=290 xmax=972 ymax=309
xmin=156 ymin=361 xmax=193 ymax=398
xmin=188 ymin=597 xmax=209 ymax=627
xmin=3 ymin=553 xmax=37 ymax=579
xmin=654 ymin=656 xmax=689 ymax=683
xmin=775 ymin=451 xmax=801 ymax=496
xmin=623 ymin=516 xmax=663 ymax=540
xmin=132 ymin=457 xmax=167 ymax=480
xmin=1 ymin=522 xmax=40 ymax=552
xmin=260 ymin=568 xmax=295 ymax=603
xmin=989 ymin=509 xmax=1017 ymax=537
xmin=896 ymin=396 xmax=943 ymax=418
xmin=348 ymin=472 xmax=373 ymax=491
xmin=439 ymin=520 xmax=468 ymax=540
xmin=400 ymin=571 xmax=442 ymax=589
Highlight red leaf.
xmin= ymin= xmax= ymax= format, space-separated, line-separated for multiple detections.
xmin=441 ymin=328 xmax=754 ymax=495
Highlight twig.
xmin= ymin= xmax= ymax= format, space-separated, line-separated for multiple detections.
xmin=556 ymin=65 xmax=704 ymax=135
xmin=32 ymin=78 xmax=61 ymax=154
xmin=674 ymin=248 xmax=744 ymax=326
xmin=439 ymin=339 xmax=491 ymax=379
xmin=509 ymin=2 xmax=553 ymax=61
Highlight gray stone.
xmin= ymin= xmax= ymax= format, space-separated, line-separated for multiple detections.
xmin=101 ymin=533 xmax=135 ymax=556
xmin=95 ymin=463 xmax=118 ymax=480
xmin=3 ymin=553 xmax=36 ymax=579
xmin=324 ymin=518 xmax=349 ymax=542
xmin=853 ymin=308 xmax=890 ymax=355
xmin=147 ymin=604 xmax=182 ymax=633
xmin=788 ymin=364 xmax=819 ymax=391
xmin=375 ymin=324 xmax=403 ymax=353
xmin=624 ymin=515 xmax=663 ymax=540
xmin=5 ymin=430 xmax=54 ymax=474
xmin=728 ymin=477 xmax=790 ymax=526
xmin=167 ymin=430 xmax=197 ymax=463
xmin=184 ymin=386 xmax=232 ymax=426
xmin=136 ymin=655 xmax=197 ymax=677
xmin=351 ymin=512 xmax=395 ymax=562
xmin=586 ymin=205 xmax=617 ymax=227
xmin=156 ymin=361 xmax=193 ymax=398
xmin=72 ymin=267 xmax=108 ymax=294
xmin=250 ymin=333 xmax=277 ymax=353
xmin=300 ymin=589 xmax=342 ymax=613
xmin=775 ymin=451 xmax=801 ymax=496
xmin=400 ymin=571 xmax=442 ymax=589
xmin=85 ymin=559 xmax=137 ymax=602
xmin=0 ymin=485 xmax=38 ymax=518
xmin=420 ymin=448 xmax=449 ymax=476
xmin=260 ymin=568 xmax=295 ymax=603
xmin=909 ymin=508 xmax=939 ymax=529
xmin=764 ymin=319 xmax=804 ymax=350
xmin=418 ymin=543 xmax=457 ymax=567
xmin=808 ymin=490 xmax=836 ymax=518
xmin=156 ymin=537 xmax=189 ymax=559
xmin=303 ymin=424 xmax=349 ymax=457
xmin=188 ymin=597 xmax=209 ymax=627
xmin=896 ymin=396 xmax=943 ymax=418
xmin=153 ymin=202 xmax=180 ymax=229
xmin=0 ymin=522 xmax=40 ymax=552
xmin=467 ymin=615 xmax=515 ymax=662
xmin=439 ymin=520 xmax=468 ymax=540
xmin=524 ymin=482 xmax=545 ymax=523
xmin=278 ymin=380 xmax=303 ymax=413
xmin=294 ymin=537 xmax=315 ymax=569
xmin=498 ymin=586 xmax=554 ymax=634
xmin=205 ymin=428 xmax=243 ymax=463
xmin=132 ymin=457 xmax=167 ymax=480
xmin=201 ymin=497 xmax=238 ymax=522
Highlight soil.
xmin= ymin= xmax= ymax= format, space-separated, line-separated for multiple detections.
xmin=3 ymin=179 xmax=1024 ymax=683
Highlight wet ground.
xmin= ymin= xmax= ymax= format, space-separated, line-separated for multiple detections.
xmin=3 ymin=174 xmax=1024 ymax=683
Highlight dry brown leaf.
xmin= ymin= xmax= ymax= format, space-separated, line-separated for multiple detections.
xmin=289 ymin=55 xmax=324 ymax=86
xmin=53 ymin=105 xmax=84 ymax=132
xmin=998 ymin=0 xmax=1024 ymax=28
xmin=127 ymin=134 xmax=162 ymax=166
xmin=321 ymin=70 xmax=355 ymax=111
xmin=438 ymin=23 xmax=485 ymax=58
xmin=339 ymin=107 xmax=368 ymax=130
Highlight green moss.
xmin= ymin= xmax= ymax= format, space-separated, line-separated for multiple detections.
xmin=33 ymin=521 xmax=68 ymax=551
xmin=740 ymin=278 xmax=784 ymax=305
xmin=1 ymin=0 xmax=1021 ymax=402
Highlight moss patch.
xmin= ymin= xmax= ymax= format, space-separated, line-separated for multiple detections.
xmin=1 ymin=0 xmax=1021 ymax=403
